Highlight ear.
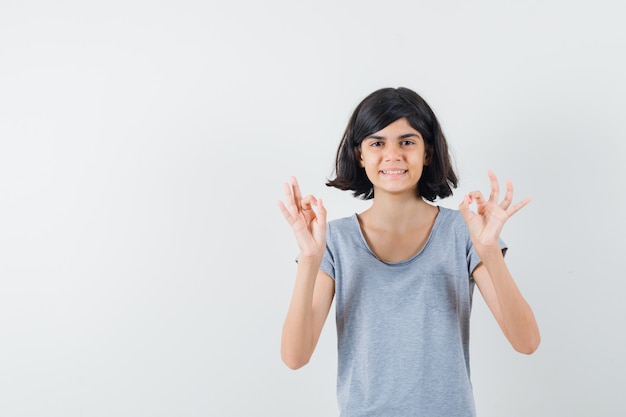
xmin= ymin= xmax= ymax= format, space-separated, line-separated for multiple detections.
xmin=424 ymin=146 xmax=433 ymax=166
xmin=355 ymin=148 xmax=365 ymax=167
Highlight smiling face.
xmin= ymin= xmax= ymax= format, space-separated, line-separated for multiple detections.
xmin=357 ymin=117 xmax=431 ymax=198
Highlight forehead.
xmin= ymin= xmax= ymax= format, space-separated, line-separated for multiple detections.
xmin=368 ymin=117 xmax=421 ymax=138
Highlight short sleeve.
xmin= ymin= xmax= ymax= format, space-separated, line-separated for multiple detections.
xmin=468 ymin=237 xmax=507 ymax=278
xmin=320 ymin=225 xmax=335 ymax=280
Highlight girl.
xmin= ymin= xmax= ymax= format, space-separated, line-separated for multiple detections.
xmin=278 ymin=87 xmax=540 ymax=417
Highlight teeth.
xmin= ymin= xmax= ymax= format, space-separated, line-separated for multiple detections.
xmin=382 ymin=170 xmax=406 ymax=174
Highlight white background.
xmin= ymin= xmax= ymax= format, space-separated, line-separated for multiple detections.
xmin=1 ymin=1 xmax=625 ymax=416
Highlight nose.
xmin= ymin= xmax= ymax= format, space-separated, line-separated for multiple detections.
xmin=384 ymin=142 xmax=402 ymax=161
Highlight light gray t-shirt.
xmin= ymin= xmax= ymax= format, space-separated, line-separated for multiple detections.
xmin=320 ymin=207 xmax=505 ymax=417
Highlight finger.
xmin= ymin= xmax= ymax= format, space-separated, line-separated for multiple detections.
xmin=300 ymin=195 xmax=318 ymax=210
xmin=469 ymin=190 xmax=487 ymax=207
xmin=277 ymin=200 xmax=295 ymax=225
xmin=312 ymin=198 xmax=328 ymax=241
xmin=314 ymin=198 xmax=327 ymax=226
xmin=507 ymin=196 xmax=532 ymax=217
xmin=487 ymin=170 xmax=499 ymax=204
xmin=290 ymin=176 xmax=303 ymax=212
xmin=282 ymin=181 xmax=298 ymax=213
xmin=458 ymin=194 xmax=474 ymax=222
xmin=301 ymin=195 xmax=318 ymax=223
xmin=500 ymin=179 xmax=514 ymax=210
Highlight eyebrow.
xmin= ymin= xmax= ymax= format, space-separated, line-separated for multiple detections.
xmin=365 ymin=133 xmax=421 ymax=140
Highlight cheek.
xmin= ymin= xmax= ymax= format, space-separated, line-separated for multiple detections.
xmin=363 ymin=164 xmax=379 ymax=178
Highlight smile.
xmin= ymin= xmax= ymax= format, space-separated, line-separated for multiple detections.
xmin=381 ymin=170 xmax=408 ymax=175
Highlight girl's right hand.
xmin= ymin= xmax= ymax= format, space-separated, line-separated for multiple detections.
xmin=278 ymin=176 xmax=327 ymax=260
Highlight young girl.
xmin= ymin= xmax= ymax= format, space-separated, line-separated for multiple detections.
xmin=278 ymin=87 xmax=540 ymax=417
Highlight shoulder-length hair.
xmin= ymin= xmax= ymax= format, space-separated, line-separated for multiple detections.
xmin=326 ymin=87 xmax=458 ymax=201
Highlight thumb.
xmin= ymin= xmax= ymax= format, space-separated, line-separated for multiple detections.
xmin=315 ymin=198 xmax=327 ymax=226
xmin=458 ymin=195 xmax=473 ymax=222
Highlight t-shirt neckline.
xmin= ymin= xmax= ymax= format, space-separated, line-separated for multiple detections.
xmin=351 ymin=206 xmax=444 ymax=266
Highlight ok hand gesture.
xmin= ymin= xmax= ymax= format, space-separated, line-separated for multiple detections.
xmin=459 ymin=170 xmax=531 ymax=252
xmin=278 ymin=177 xmax=327 ymax=260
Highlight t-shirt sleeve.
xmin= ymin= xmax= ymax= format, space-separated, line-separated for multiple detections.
xmin=320 ymin=245 xmax=335 ymax=280
xmin=468 ymin=237 xmax=508 ymax=278
xmin=320 ymin=223 xmax=335 ymax=280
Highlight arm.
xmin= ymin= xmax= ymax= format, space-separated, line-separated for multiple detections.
xmin=472 ymin=257 xmax=540 ymax=354
xmin=459 ymin=171 xmax=540 ymax=354
xmin=282 ymin=267 xmax=335 ymax=369
xmin=278 ymin=177 xmax=335 ymax=369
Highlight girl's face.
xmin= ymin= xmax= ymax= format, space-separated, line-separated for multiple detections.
xmin=358 ymin=117 xmax=430 ymax=198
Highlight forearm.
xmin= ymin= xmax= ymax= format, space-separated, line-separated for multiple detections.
xmin=281 ymin=256 xmax=322 ymax=369
xmin=478 ymin=247 xmax=541 ymax=354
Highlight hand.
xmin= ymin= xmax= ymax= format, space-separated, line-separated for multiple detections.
xmin=278 ymin=176 xmax=327 ymax=259
xmin=459 ymin=170 xmax=530 ymax=250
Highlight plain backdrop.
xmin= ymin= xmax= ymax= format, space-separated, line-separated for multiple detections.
xmin=1 ymin=1 xmax=625 ymax=416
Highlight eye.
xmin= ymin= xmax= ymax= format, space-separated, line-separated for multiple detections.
xmin=369 ymin=141 xmax=383 ymax=147
xmin=401 ymin=140 xmax=415 ymax=146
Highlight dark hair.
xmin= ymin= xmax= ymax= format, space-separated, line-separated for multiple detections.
xmin=326 ymin=87 xmax=458 ymax=201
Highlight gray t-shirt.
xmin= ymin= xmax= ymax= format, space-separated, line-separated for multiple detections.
xmin=320 ymin=207 xmax=505 ymax=417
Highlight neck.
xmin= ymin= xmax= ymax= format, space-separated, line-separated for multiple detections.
xmin=362 ymin=191 xmax=437 ymax=231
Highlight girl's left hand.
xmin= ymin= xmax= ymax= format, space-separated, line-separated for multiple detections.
xmin=459 ymin=170 xmax=531 ymax=250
